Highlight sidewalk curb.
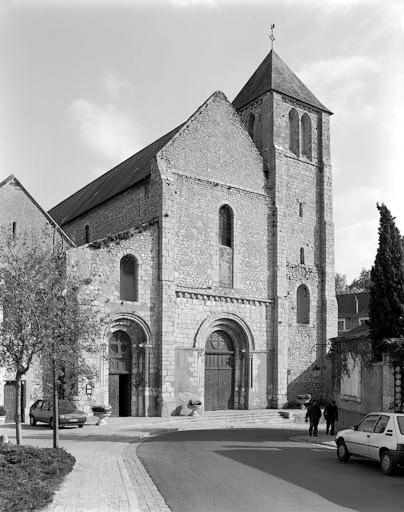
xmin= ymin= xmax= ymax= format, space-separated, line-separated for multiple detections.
xmin=118 ymin=445 xmax=141 ymax=512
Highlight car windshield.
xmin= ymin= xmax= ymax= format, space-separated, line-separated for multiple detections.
xmin=58 ymin=401 xmax=79 ymax=412
xmin=397 ymin=416 xmax=404 ymax=435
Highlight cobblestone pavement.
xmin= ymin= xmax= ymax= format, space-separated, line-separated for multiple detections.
xmin=0 ymin=413 xmax=335 ymax=512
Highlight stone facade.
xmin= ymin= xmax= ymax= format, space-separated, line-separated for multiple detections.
xmin=238 ymin=87 xmax=337 ymax=405
xmin=0 ymin=50 xmax=338 ymax=417
xmin=67 ymin=221 xmax=160 ymax=416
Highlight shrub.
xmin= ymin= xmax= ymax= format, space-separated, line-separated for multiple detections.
xmin=188 ymin=399 xmax=202 ymax=406
xmin=0 ymin=444 xmax=75 ymax=512
xmin=91 ymin=404 xmax=112 ymax=413
xmin=0 ymin=406 xmax=6 ymax=416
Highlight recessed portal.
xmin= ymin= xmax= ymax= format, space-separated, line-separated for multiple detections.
xmin=109 ymin=330 xmax=131 ymax=417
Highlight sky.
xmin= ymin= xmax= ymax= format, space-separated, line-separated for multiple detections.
xmin=0 ymin=0 xmax=403 ymax=281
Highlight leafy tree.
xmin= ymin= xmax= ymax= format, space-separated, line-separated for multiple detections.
xmin=369 ymin=204 xmax=404 ymax=360
xmin=335 ymin=273 xmax=347 ymax=294
xmin=0 ymin=236 xmax=100 ymax=446
xmin=347 ymin=268 xmax=371 ymax=293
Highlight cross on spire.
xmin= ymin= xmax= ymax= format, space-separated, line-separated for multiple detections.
xmin=269 ymin=24 xmax=275 ymax=51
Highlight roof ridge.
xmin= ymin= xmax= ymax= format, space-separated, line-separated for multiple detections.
xmin=49 ymin=124 xmax=183 ymax=225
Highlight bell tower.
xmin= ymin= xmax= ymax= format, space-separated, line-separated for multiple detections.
xmin=233 ymin=49 xmax=338 ymax=406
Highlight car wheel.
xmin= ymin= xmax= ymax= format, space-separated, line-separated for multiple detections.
xmin=49 ymin=418 xmax=54 ymax=429
xmin=380 ymin=450 xmax=396 ymax=475
xmin=337 ymin=440 xmax=350 ymax=462
xmin=78 ymin=424 xmax=84 ymax=428
xmin=29 ymin=415 xmax=37 ymax=426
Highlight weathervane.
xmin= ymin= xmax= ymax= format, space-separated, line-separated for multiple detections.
xmin=270 ymin=24 xmax=275 ymax=51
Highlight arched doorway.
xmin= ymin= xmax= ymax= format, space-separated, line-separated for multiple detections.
xmin=107 ymin=314 xmax=152 ymax=417
xmin=205 ymin=330 xmax=235 ymax=410
xmin=109 ymin=330 xmax=132 ymax=417
xmin=196 ymin=314 xmax=253 ymax=411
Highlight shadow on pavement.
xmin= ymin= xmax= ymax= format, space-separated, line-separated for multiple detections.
xmin=141 ymin=428 xmax=300 ymax=443
xmin=215 ymin=446 xmax=404 ymax=511
xmin=0 ymin=424 xmax=178 ymax=444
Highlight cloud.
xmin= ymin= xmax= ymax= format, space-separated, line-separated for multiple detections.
xmin=103 ymin=69 xmax=132 ymax=101
xmin=298 ymin=55 xmax=378 ymax=122
xmin=68 ymin=99 xmax=144 ymax=164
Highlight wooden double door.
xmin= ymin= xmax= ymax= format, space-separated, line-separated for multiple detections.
xmin=204 ymin=331 xmax=235 ymax=411
xmin=108 ymin=329 xmax=146 ymax=417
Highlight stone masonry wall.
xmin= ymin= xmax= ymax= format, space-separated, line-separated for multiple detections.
xmin=157 ymin=92 xmax=272 ymax=414
xmin=67 ymin=222 xmax=160 ymax=416
xmin=238 ymin=89 xmax=337 ymax=406
xmin=273 ymin=93 xmax=337 ymax=401
xmin=174 ymin=294 xmax=271 ymax=410
xmin=61 ymin=177 xmax=159 ymax=246
xmin=0 ymin=179 xmax=70 ymax=248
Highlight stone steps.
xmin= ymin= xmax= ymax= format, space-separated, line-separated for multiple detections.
xmin=164 ymin=409 xmax=297 ymax=426
xmin=114 ymin=409 xmax=302 ymax=432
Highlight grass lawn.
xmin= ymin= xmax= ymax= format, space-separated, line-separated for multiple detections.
xmin=0 ymin=443 xmax=75 ymax=512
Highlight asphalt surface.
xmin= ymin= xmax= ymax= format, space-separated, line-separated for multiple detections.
xmin=138 ymin=428 xmax=404 ymax=512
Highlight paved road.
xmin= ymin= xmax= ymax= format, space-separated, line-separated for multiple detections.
xmin=138 ymin=428 xmax=404 ymax=512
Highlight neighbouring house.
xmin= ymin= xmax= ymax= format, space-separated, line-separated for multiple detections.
xmin=329 ymin=324 xmax=403 ymax=429
xmin=337 ymin=292 xmax=369 ymax=335
xmin=0 ymin=175 xmax=74 ymax=422
xmin=1 ymin=48 xmax=338 ymax=419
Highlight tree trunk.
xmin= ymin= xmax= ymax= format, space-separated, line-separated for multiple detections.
xmin=52 ymin=356 xmax=59 ymax=449
xmin=14 ymin=376 xmax=22 ymax=445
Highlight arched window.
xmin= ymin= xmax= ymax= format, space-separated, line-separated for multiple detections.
xmin=300 ymin=247 xmax=305 ymax=265
xmin=219 ymin=205 xmax=234 ymax=287
xmin=247 ymin=113 xmax=255 ymax=139
xmin=301 ymin=113 xmax=312 ymax=160
xmin=288 ymin=108 xmax=299 ymax=156
xmin=85 ymin=225 xmax=90 ymax=244
xmin=297 ymin=285 xmax=310 ymax=324
xmin=120 ymin=255 xmax=138 ymax=301
xmin=219 ymin=205 xmax=233 ymax=248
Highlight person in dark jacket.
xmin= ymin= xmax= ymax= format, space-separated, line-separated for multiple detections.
xmin=324 ymin=400 xmax=338 ymax=435
xmin=305 ymin=400 xmax=322 ymax=437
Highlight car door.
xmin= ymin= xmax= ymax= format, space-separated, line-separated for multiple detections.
xmin=346 ymin=414 xmax=380 ymax=457
xmin=31 ymin=400 xmax=43 ymax=421
xmin=40 ymin=400 xmax=52 ymax=423
xmin=367 ymin=414 xmax=392 ymax=460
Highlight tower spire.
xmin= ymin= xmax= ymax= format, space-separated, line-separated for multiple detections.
xmin=269 ymin=24 xmax=275 ymax=51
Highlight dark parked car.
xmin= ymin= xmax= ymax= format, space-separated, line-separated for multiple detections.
xmin=29 ymin=399 xmax=86 ymax=428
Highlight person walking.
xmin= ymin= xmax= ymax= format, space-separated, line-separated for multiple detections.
xmin=324 ymin=400 xmax=338 ymax=435
xmin=305 ymin=400 xmax=322 ymax=437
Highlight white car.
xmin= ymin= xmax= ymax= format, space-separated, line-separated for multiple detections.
xmin=335 ymin=412 xmax=404 ymax=475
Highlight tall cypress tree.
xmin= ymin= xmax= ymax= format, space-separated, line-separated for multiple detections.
xmin=369 ymin=203 xmax=404 ymax=359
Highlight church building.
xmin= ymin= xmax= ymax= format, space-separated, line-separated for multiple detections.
xmin=2 ymin=49 xmax=338 ymax=418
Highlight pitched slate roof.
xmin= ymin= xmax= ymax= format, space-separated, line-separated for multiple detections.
xmin=49 ymin=124 xmax=183 ymax=226
xmin=337 ymin=292 xmax=370 ymax=317
xmin=331 ymin=324 xmax=370 ymax=343
xmin=232 ymin=50 xmax=331 ymax=114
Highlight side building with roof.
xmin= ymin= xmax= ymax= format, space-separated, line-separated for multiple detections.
xmin=33 ymin=49 xmax=337 ymax=416
xmin=337 ymin=292 xmax=370 ymax=335
xmin=0 ymin=175 xmax=74 ymax=422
